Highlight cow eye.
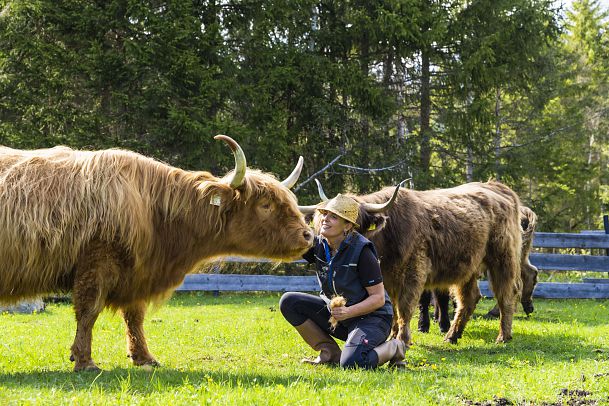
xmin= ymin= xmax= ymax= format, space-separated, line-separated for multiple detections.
xmin=261 ymin=203 xmax=271 ymax=210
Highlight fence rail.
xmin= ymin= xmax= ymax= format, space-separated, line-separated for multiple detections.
xmin=177 ymin=230 xmax=609 ymax=299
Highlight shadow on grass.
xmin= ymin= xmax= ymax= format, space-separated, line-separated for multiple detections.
xmin=0 ymin=366 xmax=345 ymax=394
xmin=429 ymin=298 xmax=609 ymax=327
xmin=412 ymin=323 xmax=606 ymax=366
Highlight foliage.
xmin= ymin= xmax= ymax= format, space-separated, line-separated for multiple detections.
xmin=0 ymin=293 xmax=608 ymax=404
xmin=0 ymin=0 xmax=608 ymax=228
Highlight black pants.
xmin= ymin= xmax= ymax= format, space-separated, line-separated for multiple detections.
xmin=279 ymin=291 xmax=392 ymax=369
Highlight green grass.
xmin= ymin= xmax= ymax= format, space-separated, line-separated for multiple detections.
xmin=1 ymin=293 xmax=608 ymax=405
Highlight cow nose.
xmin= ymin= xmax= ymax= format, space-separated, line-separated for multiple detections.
xmin=303 ymin=229 xmax=313 ymax=242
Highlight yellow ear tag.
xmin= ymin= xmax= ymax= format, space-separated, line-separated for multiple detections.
xmin=210 ymin=194 xmax=222 ymax=206
xmin=367 ymin=223 xmax=376 ymax=231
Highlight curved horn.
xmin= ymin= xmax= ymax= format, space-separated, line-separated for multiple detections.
xmin=215 ymin=134 xmax=246 ymax=189
xmin=314 ymin=179 xmax=330 ymax=202
xmin=281 ymin=156 xmax=304 ymax=189
xmin=297 ymin=204 xmax=318 ymax=214
xmin=360 ymin=179 xmax=408 ymax=213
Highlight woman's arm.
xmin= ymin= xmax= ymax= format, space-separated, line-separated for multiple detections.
xmin=330 ymin=282 xmax=386 ymax=321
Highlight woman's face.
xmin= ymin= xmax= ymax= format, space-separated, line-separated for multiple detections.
xmin=320 ymin=211 xmax=352 ymax=240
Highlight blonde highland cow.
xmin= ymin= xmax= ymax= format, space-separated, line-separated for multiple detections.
xmin=0 ymin=136 xmax=313 ymax=372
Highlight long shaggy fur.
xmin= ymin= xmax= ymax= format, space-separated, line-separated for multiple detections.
xmin=0 ymin=146 xmax=308 ymax=303
xmin=421 ymin=205 xmax=540 ymax=330
xmin=0 ymin=145 xmax=312 ymax=370
xmin=318 ymin=181 xmax=523 ymax=347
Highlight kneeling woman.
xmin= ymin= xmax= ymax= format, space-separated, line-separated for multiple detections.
xmin=279 ymin=194 xmax=404 ymax=369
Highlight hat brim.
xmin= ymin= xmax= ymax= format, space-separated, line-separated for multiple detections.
xmin=317 ymin=207 xmax=359 ymax=227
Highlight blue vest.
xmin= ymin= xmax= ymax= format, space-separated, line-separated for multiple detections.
xmin=310 ymin=232 xmax=393 ymax=318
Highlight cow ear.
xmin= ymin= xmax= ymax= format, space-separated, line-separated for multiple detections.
xmin=303 ymin=212 xmax=315 ymax=225
xmin=199 ymin=181 xmax=234 ymax=209
xmin=367 ymin=214 xmax=387 ymax=232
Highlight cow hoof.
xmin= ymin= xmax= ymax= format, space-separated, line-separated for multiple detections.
xmin=483 ymin=308 xmax=501 ymax=319
xmin=398 ymin=336 xmax=411 ymax=348
xmin=141 ymin=364 xmax=155 ymax=372
xmin=135 ymin=359 xmax=161 ymax=368
xmin=418 ymin=325 xmax=430 ymax=333
xmin=444 ymin=336 xmax=458 ymax=344
xmin=145 ymin=360 xmax=161 ymax=368
xmin=522 ymin=302 xmax=534 ymax=316
xmin=496 ymin=335 xmax=512 ymax=343
xmin=74 ymin=363 xmax=101 ymax=372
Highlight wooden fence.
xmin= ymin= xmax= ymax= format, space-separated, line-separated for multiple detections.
xmin=177 ymin=229 xmax=609 ymax=299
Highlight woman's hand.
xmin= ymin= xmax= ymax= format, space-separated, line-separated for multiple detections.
xmin=330 ymin=305 xmax=351 ymax=321
xmin=331 ymin=283 xmax=387 ymax=321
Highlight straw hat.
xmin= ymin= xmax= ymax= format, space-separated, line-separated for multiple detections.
xmin=318 ymin=194 xmax=360 ymax=226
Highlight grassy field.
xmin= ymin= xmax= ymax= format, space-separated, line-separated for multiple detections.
xmin=0 ymin=293 xmax=608 ymax=405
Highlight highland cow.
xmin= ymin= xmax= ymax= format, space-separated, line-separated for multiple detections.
xmin=417 ymin=205 xmax=539 ymax=333
xmin=311 ymin=180 xmax=522 ymax=348
xmin=0 ymin=135 xmax=313 ymax=371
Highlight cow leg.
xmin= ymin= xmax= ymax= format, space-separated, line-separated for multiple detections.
xmin=70 ymin=243 xmax=120 ymax=372
xmin=390 ymin=302 xmax=399 ymax=339
xmin=483 ymin=269 xmax=501 ymax=319
xmin=484 ymin=304 xmax=501 ymax=319
xmin=432 ymin=291 xmax=440 ymax=322
xmin=384 ymin=283 xmax=400 ymax=339
xmin=487 ymin=248 xmax=521 ymax=343
xmin=71 ymin=295 xmax=103 ymax=372
xmin=486 ymin=259 xmax=537 ymax=319
xmin=434 ymin=290 xmax=452 ymax=333
xmin=417 ymin=290 xmax=432 ymax=333
xmin=122 ymin=301 xmax=160 ymax=367
xmin=520 ymin=260 xmax=538 ymax=316
xmin=394 ymin=263 xmax=428 ymax=347
xmin=444 ymin=276 xmax=481 ymax=344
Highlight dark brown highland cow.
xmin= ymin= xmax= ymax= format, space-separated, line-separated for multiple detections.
xmin=485 ymin=205 xmax=539 ymax=318
xmin=313 ymin=180 xmax=523 ymax=348
xmin=0 ymin=135 xmax=313 ymax=371
xmin=419 ymin=205 xmax=539 ymax=333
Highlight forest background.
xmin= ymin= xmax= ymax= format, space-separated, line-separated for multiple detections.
xmin=1 ymin=0 xmax=608 ymax=232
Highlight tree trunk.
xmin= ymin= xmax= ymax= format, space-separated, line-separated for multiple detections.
xmin=396 ymin=61 xmax=406 ymax=146
xmin=419 ymin=48 xmax=432 ymax=187
xmin=466 ymin=146 xmax=474 ymax=182
xmin=494 ymin=87 xmax=502 ymax=180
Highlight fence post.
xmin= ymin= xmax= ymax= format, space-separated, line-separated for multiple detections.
xmin=603 ymin=214 xmax=609 ymax=276
xmin=212 ymin=262 xmax=221 ymax=297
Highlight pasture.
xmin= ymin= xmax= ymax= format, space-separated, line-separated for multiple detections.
xmin=1 ymin=292 xmax=608 ymax=405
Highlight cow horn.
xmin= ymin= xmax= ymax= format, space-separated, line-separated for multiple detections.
xmin=360 ymin=179 xmax=408 ymax=213
xmin=298 ymin=178 xmax=329 ymax=213
xmin=297 ymin=204 xmax=318 ymax=214
xmin=314 ymin=179 xmax=330 ymax=202
xmin=215 ymin=134 xmax=246 ymax=189
xmin=281 ymin=156 xmax=304 ymax=189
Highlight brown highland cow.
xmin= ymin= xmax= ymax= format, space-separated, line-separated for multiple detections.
xmin=312 ymin=180 xmax=523 ymax=348
xmin=0 ymin=135 xmax=313 ymax=371
xmin=418 ymin=205 xmax=539 ymax=333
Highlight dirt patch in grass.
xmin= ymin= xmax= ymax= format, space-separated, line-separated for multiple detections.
xmin=462 ymin=396 xmax=513 ymax=406
xmin=461 ymin=388 xmax=603 ymax=406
